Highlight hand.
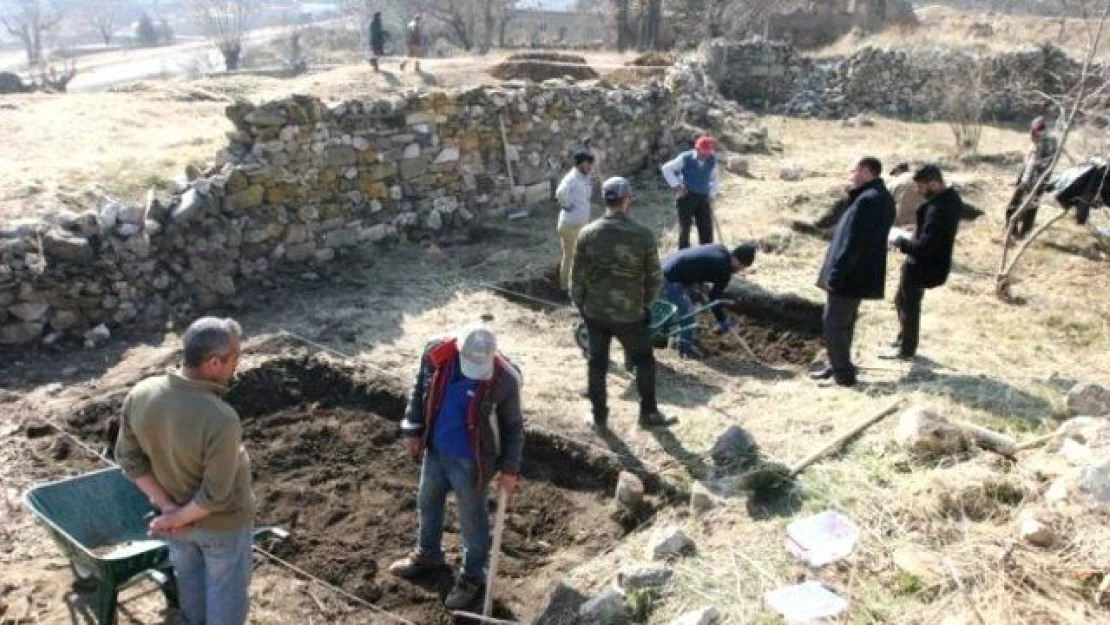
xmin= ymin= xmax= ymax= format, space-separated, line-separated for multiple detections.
xmin=498 ymin=473 xmax=520 ymax=493
xmin=406 ymin=437 xmax=423 ymax=460
xmin=148 ymin=512 xmax=189 ymax=537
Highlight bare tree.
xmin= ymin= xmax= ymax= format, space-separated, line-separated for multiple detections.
xmin=82 ymin=0 xmax=129 ymax=45
xmin=995 ymin=0 xmax=1110 ymax=300
xmin=191 ymin=0 xmax=255 ymax=71
xmin=0 ymin=0 xmax=62 ymax=66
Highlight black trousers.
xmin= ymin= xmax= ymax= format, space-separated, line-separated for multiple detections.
xmin=677 ymin=192 xmax=713 ymax=249
xmin=1005 ymin=185 xmax=1039 ymax=238
xmin=894 ymin=264 xmax=925 ymax=358
xmin=584 ymin=314 xmax=657 ymax=422
xmin=823 ymin=293 xmax=861 ymax=381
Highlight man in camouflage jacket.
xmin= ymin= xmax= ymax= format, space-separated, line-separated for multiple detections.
xmin=571 ymin=177 xmax=674 ymax=430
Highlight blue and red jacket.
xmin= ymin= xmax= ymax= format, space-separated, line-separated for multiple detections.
xmin=402 ymin=337 xmax=525 ymax=483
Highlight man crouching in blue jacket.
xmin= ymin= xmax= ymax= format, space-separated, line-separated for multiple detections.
xmin=388 ymin=324 xmax=524 ymax=610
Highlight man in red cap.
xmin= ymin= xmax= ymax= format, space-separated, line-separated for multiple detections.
xmin=661 ymin=134 xmax=721 ymax=249
xmin=1005 ymin=116 xmax=1058 ymax=240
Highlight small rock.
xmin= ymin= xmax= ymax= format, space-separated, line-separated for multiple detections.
xmin=710 ymin=425 xmax=758 ymax=469
xmin=578 ymin=588 xmax=628 ymax=624
xmin=617 ymin=565 xmax=673 ymax=591
xmin=117 ymin=204 xmax=144 ymax=224
xmin=1018 ymin=509 xmax=1056 ymax=547
xmin=615 ymin=471 xmax=644 ymax=507
xmin=1060 ymin=438 xmax=1093 ymax=465
xmin=0 ymin=389 xmax=19 ymax=403
xmin=1045 ymin=474 xmax=1073 ymax=504
xmin=83 ymin=324 xmax=110 ymax=348
xmin=779 ymin=162 xmax=805 ymax=181
xmin=99 ymin=202 xmax=120 ymax=229
xmin=41 ymin=230 xmax=93 ymax=263
xmin=1077 ymin=456 xmax=1110 ymax=503
xmin=650 ymin=526 xmax=695 ymax=560
xmin=0 ymin=322 xmax=43 ymax=345
xmin=173 ymin=188 xmax=206 ymax=223
xmin=1066 ymin=383 xmax=1110 ymax=416
xmin=725 ymin=155 xmax=749 ymax=176
xmin=671 ymin=606 xmax=720 ymax=625
xmin=690 ymin=482 xmax=717 ymax=516
xmin=895 ymin=405 xmax=967 ymax=456
xmin=8 ymin=302 xmax=49 ymax=322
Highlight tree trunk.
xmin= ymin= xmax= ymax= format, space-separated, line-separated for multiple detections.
xmin=615 ymin=0 xmax=630 ymax=51
xmin=221 ymin=44 xmax=242 ymax=71
xmin=483 ymin=0 xmax=496 ymax=52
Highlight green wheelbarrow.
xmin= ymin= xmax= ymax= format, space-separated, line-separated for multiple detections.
xmin=23 ymin=466 xmax=287 ymax=625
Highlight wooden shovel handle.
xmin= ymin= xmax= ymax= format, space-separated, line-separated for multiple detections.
xmin=482 ymin=487 xmax=509 ymax=618
xmin=788 ymin=399 xmax=903 ymax=476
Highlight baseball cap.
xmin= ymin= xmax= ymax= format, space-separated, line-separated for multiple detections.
xmin=695 ymin=135 xmax=716 ymax=153
xmin=457 ymin=325 xmax=497 ymax=381
xmin=602 ymin=176 xmax=632 ymax=203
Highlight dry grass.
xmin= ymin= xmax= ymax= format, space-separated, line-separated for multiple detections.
xmin=816 ymin=4 xmax=1110 ymax=60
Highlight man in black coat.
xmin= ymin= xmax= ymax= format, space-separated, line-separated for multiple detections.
xmin=812 ymin=157 xmax=896 ymax=387
xmin=883 ymin=164 xmax=962 ymax=360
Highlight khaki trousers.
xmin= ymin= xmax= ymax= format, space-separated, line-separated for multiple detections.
xmin=557 ymin=221 xmax=584 ymax=291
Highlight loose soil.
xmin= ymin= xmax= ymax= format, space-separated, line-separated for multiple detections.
xmin=489 ymin=53 xmax=599 ymax=82
xmin=494 ymin=267 xmax=570 ymax=309
xmin=603 ymin=52 xmax=675 ymax=86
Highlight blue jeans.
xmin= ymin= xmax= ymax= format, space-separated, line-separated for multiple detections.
xmin=417 ymin=450 xmax=491 ymax=580
xmin=662 ymin=280 xmax=694 ymax=352
xmin=166 ymin=526 xmax=253 ymax=625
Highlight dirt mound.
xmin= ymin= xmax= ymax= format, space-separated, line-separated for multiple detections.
xmin=700 ymin=317 xmax=822 ymax=365
xmin=490 ymin=53 xmax=598 ymax=82
xmin=494 ymin=266 xmax=569 ymax=309
xmin=604 ymin=52 xmax=675 ymax=85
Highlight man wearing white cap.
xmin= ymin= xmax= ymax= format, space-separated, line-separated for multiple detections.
xmin=388 ymin=324 xmax=524 ymax=611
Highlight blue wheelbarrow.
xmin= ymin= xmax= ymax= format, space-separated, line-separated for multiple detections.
xmin=23 ymin=466 xmax=287 ymax=625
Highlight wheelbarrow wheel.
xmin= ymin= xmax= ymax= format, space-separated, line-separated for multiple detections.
xmin=70 ymin=561 xmax=99 ymax=593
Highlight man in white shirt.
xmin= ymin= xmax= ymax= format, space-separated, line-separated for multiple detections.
xmin=660 ymin=135 xmax=721 ymax=249
xmin=555 ymin=149 xmax=596 ymax=292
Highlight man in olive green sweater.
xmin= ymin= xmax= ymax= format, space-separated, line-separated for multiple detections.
xmin=115 ymin=317 xmax=253 ymax=625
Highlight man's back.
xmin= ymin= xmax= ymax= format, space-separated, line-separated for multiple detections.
xmin=117 ymin=373 xmax=253 ymax=530
xmin=573 ymin=214 xmax=661 ymax=324
xmin=889 ymin=172 xmax=924 ymax=227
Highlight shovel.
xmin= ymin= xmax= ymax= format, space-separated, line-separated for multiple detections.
xmin=738 ymin=399 xmax=903 ymax=498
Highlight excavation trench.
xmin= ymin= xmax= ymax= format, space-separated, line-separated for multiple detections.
xmin=494 ymin=272 xmax=824 ymax=366
xmin=37 ymin=354 xmax=672 ymax=624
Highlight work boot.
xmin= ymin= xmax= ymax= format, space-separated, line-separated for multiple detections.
xmin=387 ymin=551 xmax=444 ymax=579
xmin=444 ymin=574 xmax=482 ymax=610
xmin=638 ymin=410 xmax=677 ymax=429
xmin=878 ymin=348 xmax=913 ymax=361
xmin=808 ymin=364 xmax=834 ymax=380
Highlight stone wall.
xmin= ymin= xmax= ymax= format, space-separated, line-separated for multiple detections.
xmin=0 ymin=82 xmax=674 ymax=346
xmin=698 ymin=39 xmax=1107 ymax=122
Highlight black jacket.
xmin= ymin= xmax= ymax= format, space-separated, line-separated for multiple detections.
xmin=895 ymin=187 xmax=962 ymax=289
xmin=816 ymin=178 xmax=896 ymax=300
xmin=662 ymin=244 xmax=733 ymax=323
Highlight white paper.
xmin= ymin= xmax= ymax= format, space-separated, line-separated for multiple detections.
xmin=888 ymin=226 xmax=912 ymax=244
xmin=765 ymin=581 xmax=848 ymax=623
xmin=786 ymin=510 xmax=860 ymax=567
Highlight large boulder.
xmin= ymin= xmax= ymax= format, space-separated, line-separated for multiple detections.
xmin=41 ymin=230 xmax=93 ymax=263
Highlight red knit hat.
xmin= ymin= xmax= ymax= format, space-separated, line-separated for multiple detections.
xmin=695 ymin=135 xmax=716 ymax=154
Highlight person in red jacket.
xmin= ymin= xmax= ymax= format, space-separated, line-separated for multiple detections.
xmin=388 ymin=325 xmax=524 ymax=611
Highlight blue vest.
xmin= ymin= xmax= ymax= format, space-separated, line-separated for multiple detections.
xmin=681 ymin=151 xmax=716 ymax=195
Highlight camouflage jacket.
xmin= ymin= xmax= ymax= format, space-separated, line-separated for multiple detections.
xmin=1020 ymin=134 xmax=1058 ymax=189
xmin=570 ymin=212 xmax=662 ymax=324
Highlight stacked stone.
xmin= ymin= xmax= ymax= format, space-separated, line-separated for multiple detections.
xmin=0 ymin=82 xmax=676 ymax=346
